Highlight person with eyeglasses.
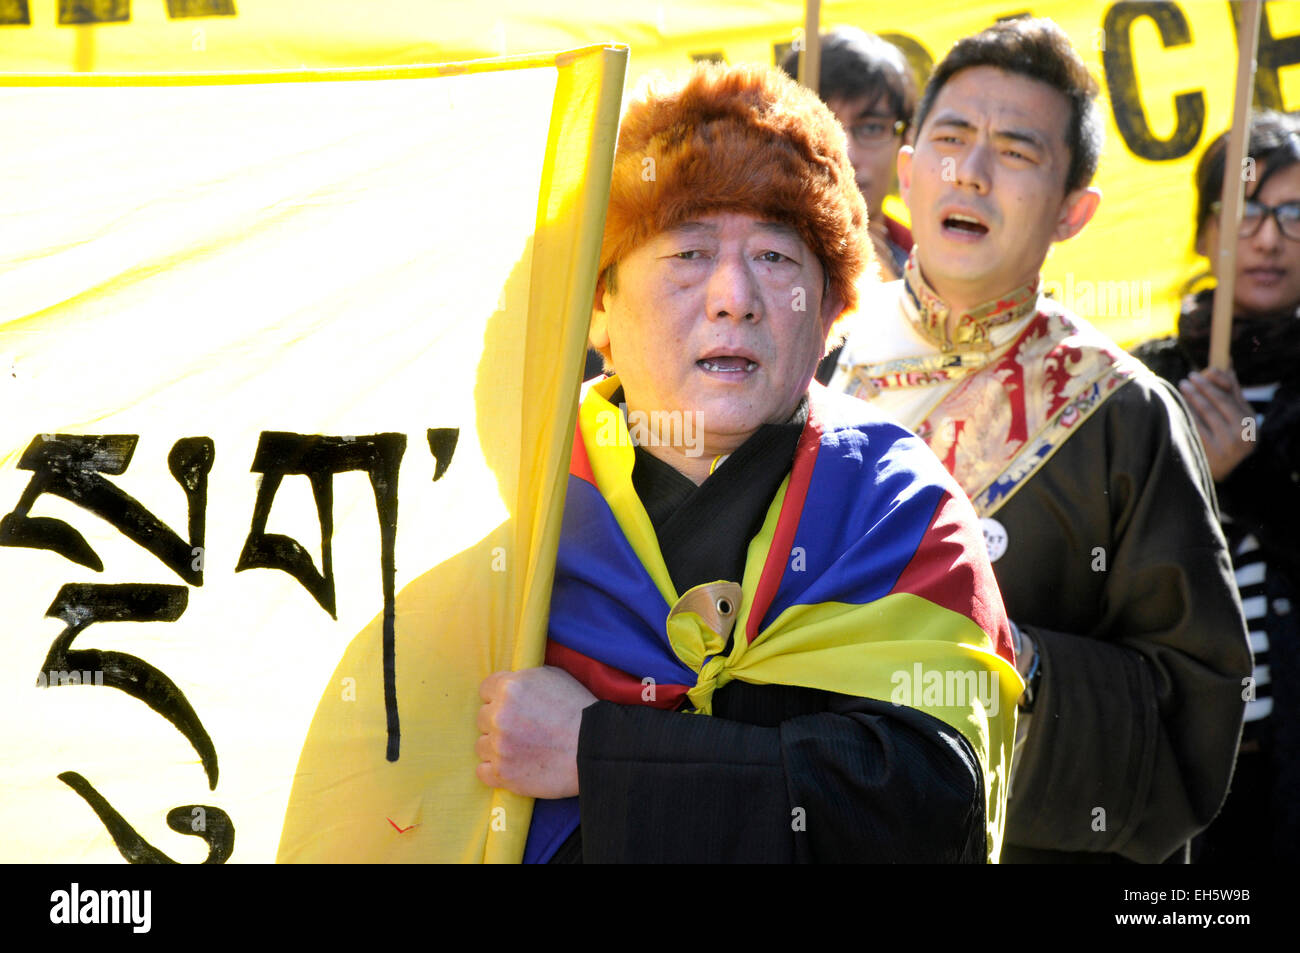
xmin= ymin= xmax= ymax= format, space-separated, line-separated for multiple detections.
xmin=780 ymin=27 xmax=917 ymax=284
xmin=1134 ymin=111 xmax=1300 ymax=862
xmin=780 ymin=28 xmax=917 ymax=388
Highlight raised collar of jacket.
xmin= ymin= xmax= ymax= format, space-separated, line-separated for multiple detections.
xmin=902 ymin=249 xmax=1040 ymax=353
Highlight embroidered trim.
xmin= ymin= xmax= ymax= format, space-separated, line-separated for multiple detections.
xmin=909 ymin=304 xmax=1140 ymax=516
xmin=841 ymin=350 xmax=994 ymax=400
xmin=902 ymin=250 xmax=1039 ymax=352
xmin=838 ymin=281 xmax=1142 ymax=517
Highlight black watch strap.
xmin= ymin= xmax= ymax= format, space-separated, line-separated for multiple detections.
xmin=1019 ymin=648 xmax=1042 ymax=713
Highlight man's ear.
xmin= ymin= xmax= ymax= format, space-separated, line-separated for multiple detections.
xmin=818 ymin=280 xmax=848 ymax=339
xmin=897 ymin=145 xmax=915 ymax=208
xmin=1053 ymin=186 xmax=1101 ymax=242
xmin=588 ymin=271 xmax=611 ymax=354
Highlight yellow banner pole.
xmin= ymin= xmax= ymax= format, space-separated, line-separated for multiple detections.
xmin=1210 ymin=0 xmax=1263 ymax=371
xmin=799 ymin=0 xmax=821 ymax=97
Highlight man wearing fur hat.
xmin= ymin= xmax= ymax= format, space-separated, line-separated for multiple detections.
xmin=475 ymin=63 xmax=1020 ymax=863
xmin=829 ymin=18 xmax=1250 ymax=862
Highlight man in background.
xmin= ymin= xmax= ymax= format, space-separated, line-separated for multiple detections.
xmin=830 ymin=18 xmax=1250 ymax=862
xmin=781 ymin=27 xmax=916 ymax=386
xmin=781 ymin=26 xmax=917 ymax=282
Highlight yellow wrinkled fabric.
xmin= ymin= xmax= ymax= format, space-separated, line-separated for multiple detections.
xmin=5 ymin=1 xmax=1285 ymax=346
xmin=0 ymin=45 xmax=625 ymax=864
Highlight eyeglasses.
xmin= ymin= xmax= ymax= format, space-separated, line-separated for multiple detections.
xmin=1212 ymin=198 xmax=1300 ymax=240
xmin=846 ymin=118 xmax=908 ymax=148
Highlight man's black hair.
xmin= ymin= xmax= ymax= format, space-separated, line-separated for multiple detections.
xmin=780 ymin=27 xmax=915 ymax=123
xmin=912 ymin=17 xmax=1102 ymax=194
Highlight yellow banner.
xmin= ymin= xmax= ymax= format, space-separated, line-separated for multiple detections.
xmin=9 ymin=1 xmax=1295 ymax=343
xmin=0 ymin=45 xmax=625 ymax=862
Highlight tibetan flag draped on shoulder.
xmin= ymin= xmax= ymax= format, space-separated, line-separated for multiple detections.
xmin=0 ymin=46 xmax=626 ymax=863
xmin=539 ymin=376 xmax=1022 ymax=861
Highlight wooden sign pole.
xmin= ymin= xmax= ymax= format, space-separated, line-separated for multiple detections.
xmin=1210 ymin=0 xmax=1263 ymax=370
xmin=798 ymin=0 xmax=821 ymax=96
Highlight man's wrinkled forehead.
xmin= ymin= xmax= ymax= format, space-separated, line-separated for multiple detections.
xmin=930 ymin=66 xmax=1071 ymax=139
xmin=923 ymin=67 xmax=1073 ymax=171
xmin=659 ymin=218 xmax=803 ymax=240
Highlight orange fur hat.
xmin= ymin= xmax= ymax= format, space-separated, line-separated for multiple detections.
xmin=599 ymin=62 xmax=871 ymax=318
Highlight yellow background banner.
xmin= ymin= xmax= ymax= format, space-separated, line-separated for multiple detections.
xmin=0 ymin=45 xmax=625 ymax=862
xmin=8 ymin=1 xmax=1298 ymax=343
xmin=4 ymin=0 xmax=1300 ymax=865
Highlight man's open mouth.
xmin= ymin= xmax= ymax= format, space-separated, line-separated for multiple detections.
xmin=943 ymin=213 xmax=989 ymax=235
xmin=698 ymin=357 xmax=759 ymax=373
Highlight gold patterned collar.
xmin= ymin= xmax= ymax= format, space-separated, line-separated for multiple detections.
xmin=903 ymin=250 xmax=1040 ymax=352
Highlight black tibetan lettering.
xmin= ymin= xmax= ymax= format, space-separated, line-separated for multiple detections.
xmin=165 ymin=0 xmax=235 ymax=17
xmin=41 ymin=583 xmax=218 ymax=789
xmin=237 ymin=432 xmax=407 ymax=760
xmin=427 ymin=428 xmax=459 ymax=482
xmin=58 ymin=0 xmax=129 ymax=24
xmin=235 ymin=432 xmax=405 ymax=617
xmin=58 ymin=772 xmax=234 ymax=864
xmin=0 ymin=1 xmax=31 ymax=25
xmin=0 ymin=434 xmax=212 ymax=585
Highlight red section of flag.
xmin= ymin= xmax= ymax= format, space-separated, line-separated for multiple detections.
xmin=746 ymin=417 xmax=822 ymax=643
xmin=891 ymin=491 xmax=1014 ymax=664
xmin=570 ymin=427 xmax=596 ymax=487
xmin=546 ymin=640 xmax=688 ymax=709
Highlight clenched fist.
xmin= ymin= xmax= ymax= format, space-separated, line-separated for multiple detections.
xmin=476 ymin=666 xmax=597 ymax=799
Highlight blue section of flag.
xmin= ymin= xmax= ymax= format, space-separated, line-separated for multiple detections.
xmin=549 ymin=476 xmax=697 ymax=690
xmin=523 ymin=797 xmax=580 ymax=864
xmin=766 ymin=421 xmax=946 ymax=624
xmin=529 ymin=473 xmax=696 ymax=863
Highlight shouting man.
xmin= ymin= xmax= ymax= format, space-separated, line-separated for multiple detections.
xmin=477 ymin=63 xmax=1019 ymax=863
xmin=830 ymin=18 xmax=1251 ymax=862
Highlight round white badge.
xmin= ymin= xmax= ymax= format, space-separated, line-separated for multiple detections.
xmin=980 ymin=517 xmax=1009 ymax=563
